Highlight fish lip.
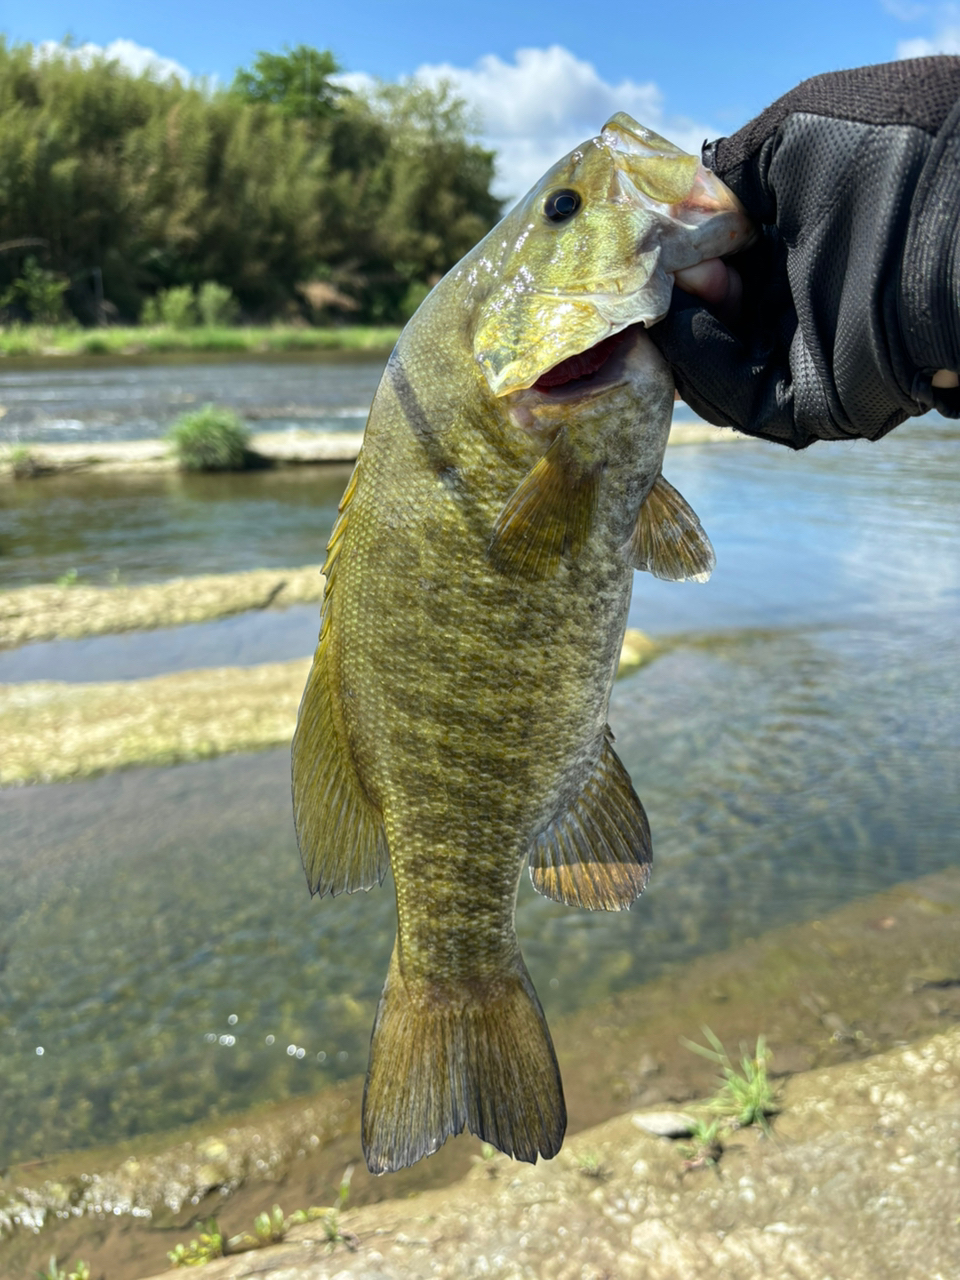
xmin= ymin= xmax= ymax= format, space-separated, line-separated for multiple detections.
xmin=525 ymin=323 xmax=645 ymax=401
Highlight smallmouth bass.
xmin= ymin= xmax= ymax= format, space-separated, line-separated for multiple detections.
xmin=292 ymin=115 xmax=754 ymax=1173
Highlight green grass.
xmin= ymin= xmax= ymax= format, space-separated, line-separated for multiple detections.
xmin=681 ymin=1028 xmax=779 ymax=1133
xmin=0 ymin=323 xmax=402 ymax=360
xmin=168 ymin=1171 xmax=356 ymax=1266
xmin=36 ymin=1259 xmax=90 ymax=1280
xmin=167 ymin=405 xmax=251 ymax=472
xmin=676 ymin=1029 xmax=780 ymax=1169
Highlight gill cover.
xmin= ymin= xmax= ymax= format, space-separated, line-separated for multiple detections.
xmin=473 ymin=113 xmax=752 ymax=397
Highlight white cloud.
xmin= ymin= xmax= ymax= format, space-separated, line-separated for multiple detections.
xmin=34 ymin=38 xmax=190 ymax=84
xmin=897 ymin=27 xmax=960 ymax=54
xmin=890 ymin=1 xmax=960 ymax=56
xmin=343 ymin=46 xmax=718 ymax=203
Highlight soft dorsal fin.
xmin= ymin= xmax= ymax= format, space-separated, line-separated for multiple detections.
xmin=529 ymin=731 xmax=651 ymax=911
xmin=488 ymin=431 xmax=600 ymax=580
xmin=292 ymin=457 xmax=389 ymax=898
xmin=626 ymin=474 xmax=715 ymax=582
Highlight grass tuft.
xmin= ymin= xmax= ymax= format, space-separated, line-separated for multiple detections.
xmin=675 ymin=1028 xmax=780 ymax=1170
xmin=167 ymin=405 xmax=251 ymax=472
xmin=168 ymin=1170 xmax=357 ymax=1267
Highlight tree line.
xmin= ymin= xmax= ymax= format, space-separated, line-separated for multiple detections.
xmin=0 ymin=41 xmax=503 ymax=324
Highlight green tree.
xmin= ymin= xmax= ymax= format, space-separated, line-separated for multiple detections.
xmin=0 ymin=39 xmax=501 ymax=324
xmin=230 ymin=46 xmax=348 ymax=121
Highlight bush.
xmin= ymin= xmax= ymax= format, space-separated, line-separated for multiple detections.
xmin=143 ymin=286 xmax=198 ymax=328
xmin=167 ymin=405 xmax=250 ymax=471
xmin=197 ymin=281 xmax=240 ymax=326
xmin=0 ymin=256 xmax=69 ymax=323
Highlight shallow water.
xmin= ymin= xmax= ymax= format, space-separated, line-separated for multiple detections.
xmin=1 ymin=405 xmax=958 ymax=1165
xmin=0 ymin=465 xmax=353 ymax=590
xmin=0 ymin=352 xmax=386 ymax=444
xmin=2 ymin=618 xmax=957 ymax=1165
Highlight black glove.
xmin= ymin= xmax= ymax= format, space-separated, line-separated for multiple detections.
xmin=650 ymin=58 xmax=960 ymax=448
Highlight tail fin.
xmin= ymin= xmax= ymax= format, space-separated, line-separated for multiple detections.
xmin=362 ymin=949 xmax=566 ymax=1173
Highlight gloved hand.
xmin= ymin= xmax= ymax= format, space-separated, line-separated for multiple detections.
xmin=651 ymin=57 xmax=960 ymax=448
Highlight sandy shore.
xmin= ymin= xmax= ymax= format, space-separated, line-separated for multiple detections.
xmin=0 ymin=421 xmax=741 ymax=480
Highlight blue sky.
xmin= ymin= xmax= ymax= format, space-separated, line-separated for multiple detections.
xmin=7 ymin=0 xmax=960 ymax=197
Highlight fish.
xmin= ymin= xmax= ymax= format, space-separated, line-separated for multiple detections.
xmin=292 ymin=113 xmax=754 ymax=1175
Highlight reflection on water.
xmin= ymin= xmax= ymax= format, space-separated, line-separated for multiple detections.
xmin=1 ymin=407 xmax=958 ymax=1165
xmin=0 ymin=353 xmax=386 ymax=444
xmin=0 ymin=465 xmax=353 ymax=589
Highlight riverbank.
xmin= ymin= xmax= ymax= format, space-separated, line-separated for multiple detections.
xmin=0 ymin=420 xmax=740 ymax=480
xmin=4 ymin=866 xmax=958 ymax=1280
xmin=0 ymin=323 xmax=402 ymax=361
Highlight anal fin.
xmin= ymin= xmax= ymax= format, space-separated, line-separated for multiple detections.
xmin=489 ymin=431 xmax=600 ymax=580
xmin=291 ymin=640 xmax=388 ymax=897
xmin=530 ymin=731 xmax=651 ymax=911
xmin=626 ymin=474 xmax=716 ymax=582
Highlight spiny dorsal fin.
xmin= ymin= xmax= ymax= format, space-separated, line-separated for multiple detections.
xmin=529 ymin=731 xmax=651 ymax=911
xmin=626 ymin=474 xmax=715 ymax=582
xmin=291 ymin=454 xmax=389 ymax=898
xmin=488 ymin=431 xmax=600 ymax=580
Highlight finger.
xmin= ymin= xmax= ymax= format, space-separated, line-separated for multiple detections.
xmin=673 ymin=260 xmax=742 ymax=325
xmin=674 ymin=258 xmax=729 ymax=306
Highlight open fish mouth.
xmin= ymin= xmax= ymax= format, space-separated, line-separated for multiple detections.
xmin=532 ymin=323 xmax=645 ymax=396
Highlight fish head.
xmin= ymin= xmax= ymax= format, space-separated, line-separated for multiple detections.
xmin=472 ymin=113 xmax=755 ymax=398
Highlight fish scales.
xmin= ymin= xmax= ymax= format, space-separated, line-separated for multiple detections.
xmin=292 ymin=113 xmax=754 ymax=1173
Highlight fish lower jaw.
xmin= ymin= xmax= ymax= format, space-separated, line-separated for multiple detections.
xmin=530 ymin=322 xmax=645 ymax=396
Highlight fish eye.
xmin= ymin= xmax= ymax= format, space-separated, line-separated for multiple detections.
xmin=543 ymin=189 xmax=582 ymax=223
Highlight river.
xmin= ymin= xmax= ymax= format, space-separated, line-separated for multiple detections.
xmin=0 ymin=357 xmax=957 ymax=1166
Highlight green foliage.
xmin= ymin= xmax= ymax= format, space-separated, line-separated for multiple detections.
xmin=677 ymin=1117 xmax=724 ymax=1170
xmin=231 ymin=45 xmax=348 ymax=120
xmin=8 ymin=443 xmax=39 ymax=478
xmin=400 ymin=279 xmax=432 ymax=320
xmin=0 ymin=321 xmax=400 ymax=358
xmin=55 ymin=568 xmax=79 ymax=587
xmin=167 ymin=1217 xmax=224 ymax=1266
xmin=169 ymin=1175 xmax=357 ymax=1267
xmin=36 ymin=1259 xmax=90 ymax=1280
xmin=0 ymin=255 xmax=68 ymax=322
xmin=681 ymin=1028 xmax=780 ymax=1134
xmin=167 ymin=405 xmax=250 ymax=472
xmin=197 ymin=281 xmax=239 ymax=326
xmin=142 ymin=284 xmax=197 ymax=328
xmin=0 ymin=39 xmax=501 ymax=323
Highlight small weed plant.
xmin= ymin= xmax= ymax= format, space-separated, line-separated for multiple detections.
xmin=677 ymin=1028 xmax=780 ymax=1169
xmin=168 ymin=1167 xmax=356 ymax=1267
xmin=167 ymin=405 xmax=250 ymax=472
xmin=37 ymin=1259 xmax=90 ymax=1280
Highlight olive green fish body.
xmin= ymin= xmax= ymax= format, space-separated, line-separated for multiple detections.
xmin=292 ymin=115 xmax=754 ymax=1173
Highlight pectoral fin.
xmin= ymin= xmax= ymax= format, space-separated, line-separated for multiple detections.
xmin=626 ymin=474 xmax=715 ymax=582
xmin=529 ymin=731 xmax=651 ymax=911
xmin=488 ymin=431 xmax=600 ymax=580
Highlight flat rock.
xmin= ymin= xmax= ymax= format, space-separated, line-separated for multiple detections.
xmin=630 ymin=1110 xmax=696 ymax=1138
